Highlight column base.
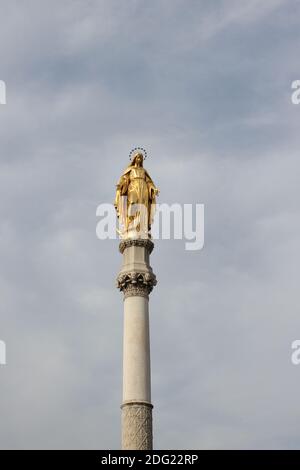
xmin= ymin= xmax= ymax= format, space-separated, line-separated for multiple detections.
xmin=121 ymin=401 xmax=153 ymax=450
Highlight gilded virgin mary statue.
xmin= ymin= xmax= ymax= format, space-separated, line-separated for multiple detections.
xmin=114 ymin=150 xmax=159 ymax=239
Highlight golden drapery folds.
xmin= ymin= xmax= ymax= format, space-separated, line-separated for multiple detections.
xmin=114 ymin=152 xmax=159 ymax=238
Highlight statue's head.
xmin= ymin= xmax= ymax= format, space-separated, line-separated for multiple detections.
xmin=132 ymin=152 xmax=144 ymax=167
xmin=129 ymin=147 xmax=147 ymax=167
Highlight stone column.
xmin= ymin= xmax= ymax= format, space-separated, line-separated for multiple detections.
xmin=116 ymin=238 xmax=157 ymax=450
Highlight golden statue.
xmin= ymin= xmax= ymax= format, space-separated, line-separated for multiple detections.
xmin=114 ymin=150 xmax=159 ymax=238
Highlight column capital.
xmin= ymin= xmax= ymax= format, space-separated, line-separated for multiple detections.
xmin=116 ymin=271 xmax=157 ymax=299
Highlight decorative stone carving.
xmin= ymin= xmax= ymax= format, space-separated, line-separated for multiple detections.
xmin=119 ymin=238 xmax=154 ymax=254
xmin=121 ymin=402 xmax=153 ymax=450
xmin=123 ymin=284 xmax=149 ymax=299
xmin=116 ymin=271 xmax=157 ymax=298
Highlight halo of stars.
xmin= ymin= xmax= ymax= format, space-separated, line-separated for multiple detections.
xmin=129 ymin=147 xmax=147 ymax=161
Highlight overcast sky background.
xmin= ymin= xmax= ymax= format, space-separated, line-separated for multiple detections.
xmin=0 ymin=0 xmax=300 ymax=449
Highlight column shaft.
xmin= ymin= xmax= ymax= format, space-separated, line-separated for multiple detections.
xmin=123 ymin=295 xmax=151 ymax=403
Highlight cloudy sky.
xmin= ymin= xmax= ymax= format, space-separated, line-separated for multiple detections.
xmin=0 ymin=0 xmax=300 ymax=449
